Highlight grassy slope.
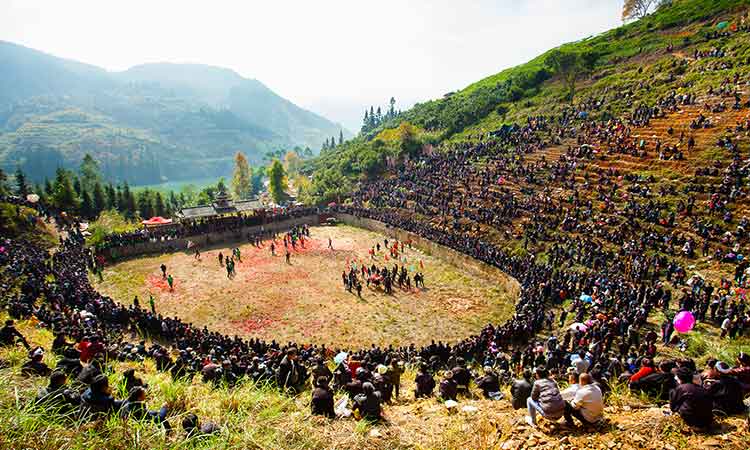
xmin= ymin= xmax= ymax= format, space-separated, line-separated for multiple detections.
xmin=0 ymin=202 xmax=57 ymax=248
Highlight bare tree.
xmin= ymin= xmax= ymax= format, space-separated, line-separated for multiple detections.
xmin=622 ymin=0 xmax=661 ymax=22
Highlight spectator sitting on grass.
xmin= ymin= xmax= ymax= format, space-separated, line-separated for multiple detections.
xmin=564 ymin=373 xmax=604 ymax=428
xmin=526 ymin=366 xmax=565 ymax=427
xmin=670 ymin=367 xmax=713 ymax=429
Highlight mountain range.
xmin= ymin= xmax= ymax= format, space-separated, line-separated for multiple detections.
xmin=0 ymin=41 xmax=349 ymax=184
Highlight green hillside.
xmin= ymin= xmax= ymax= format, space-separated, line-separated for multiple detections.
xmin=0 ymin=42 xmax=348 ymax=184
xmin=307 ymin=0 xmax=750 ymax=203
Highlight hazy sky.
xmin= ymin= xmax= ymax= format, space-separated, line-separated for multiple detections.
xmin=1 ymin=0 xmax=623 ymax=131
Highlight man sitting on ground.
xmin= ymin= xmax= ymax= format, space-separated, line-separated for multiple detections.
xmin=564 ymin=373 xmax=604 ymax=427
xmin=0 ymin=320 xmax=29 ymax=349
xmin=526 ymin=366 xmax=565 ymax=427
xmin=439 ymin=370 xmax=458 ymax=401
xmin=670 ymin=367 xmax=713 ymax=429
xmin=21 ymin=348 xmax=52 ymax=377
xmin=414 ymin=363 xmax=435 ymax=398
xmin=476 ymin=366 xmax=500 ymax=399
xmin=352 ymin=382 xmax=382 ymax=421
xmin=511 ymin=369 xmax=533 ymax=410
xmin=120 ymin=386 xmax=171 ymax=430
xmin=311 ymin=376 xmax=335 ymax=418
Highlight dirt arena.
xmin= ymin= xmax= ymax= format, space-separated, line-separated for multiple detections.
xmin=94 ymin=225 xmax=519 ymax=349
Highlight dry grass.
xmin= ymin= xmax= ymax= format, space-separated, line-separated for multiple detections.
xmin=93 ymin=225 xmax=519 ymax=349
xmin=1 ymin=316 xmax=748 ymax=450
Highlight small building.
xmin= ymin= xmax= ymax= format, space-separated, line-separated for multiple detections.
xmin=177 ymin=190 xmax=264 ymax=221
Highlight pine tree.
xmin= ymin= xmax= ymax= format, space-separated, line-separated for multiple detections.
xmin=79 ymin=153 xmax=102 ymax=191
xmin=0 ymin=169 xmax=9 ymax=197
xmin=339 ymin=130 xmax=344 ymax=145
xmin=168 ymin=191 xmax=179 ymax=214
xmin=389 ymin=97 xmax=396 ymax=118
xmin=80 ymin=188 xmax=94 ymax=219
xmin=52 ymin=168 xmax=80 ymax=213
xmin=122 ymin=182 xmax=136 ymax=218
xmin=268 ymin=159 xmax=288 ymax=204
xmin=92 ymin=182 xmax=106 ymax=217
xmin=154 ymin=191 xmax=166 ymax=217
xmin=44 ymin=178 xmax=54 ymax=198
xmin=105 ymin=183 xmax=116 ymax=210
xmin=14 ymin=168 xmax=28 ymax=198
xmin=137 ymin=190 xmax=154 ymax=219
xmin=231 ymin=152 xmax=252 ymax=199
xmin=115 ymin=185 xmax=123 ymax=211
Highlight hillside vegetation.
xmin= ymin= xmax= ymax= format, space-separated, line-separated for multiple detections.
xmin=0 ymin=42 xmax=348 ymax=184
xmin=308 ymin=0 xmax=749 ymax=201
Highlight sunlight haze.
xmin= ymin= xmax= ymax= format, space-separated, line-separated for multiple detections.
xmin=0 ymin=0 xmax=623 ymax=131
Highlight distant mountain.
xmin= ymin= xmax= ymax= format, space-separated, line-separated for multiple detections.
xmin=0 ymin=41 xmax=349 ymax=184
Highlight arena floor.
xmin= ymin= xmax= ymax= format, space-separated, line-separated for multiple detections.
xmin=94 ymin=225 xmax=519 ymax=349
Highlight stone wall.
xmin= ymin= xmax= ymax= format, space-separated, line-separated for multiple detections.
xmin=332 ymin=213 xmax=520 ymax=290
xmin=103 ymin=215 xmax=321 ymax=261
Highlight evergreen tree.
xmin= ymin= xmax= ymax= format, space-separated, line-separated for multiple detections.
xmin=339 ymin=130 xmax=344 ymax=145
xmin=115 ymin=184 xmax=123 ymax=211
xmin=80 ymin=188 xmax=94 ymax=219
xmin=79 ymin=153 xmax=102 ymax=191
xmin=0 ymin=169 xmax=9 ymax=197
xmin=389 ymin=97 xmax=396 ymax=117
xmin=137 ymin=190 xmax=154 ymax=219
xmin=268 ymin=159 xmax=288 ymax=204
xmin=231 ymin=152 xmax=252 ymax=199
xmin=122 ymin=182 xmax=136 ymax=218
xmin=105 ymin=183 xmax=116 ymax=210
xmin=216 ymin=177 xmax=229 ymax=196
xmin=92 ymin=182 xmax=106 ymax=217
xmin=154 ymin=191 xmax=166 ymax=217
xmin=73 ymin=177 xmax=82 ymax=195
xmin=52 ymin=168 xmax=80 ymax=213
xmin=168 ymin=191 xmax=179 ymax=214
xmin=44 ymin=178 xmax=54 ymax=198
xmin=14 ymin=168 xmax=28 ymax=198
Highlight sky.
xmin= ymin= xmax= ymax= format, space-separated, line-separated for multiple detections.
xmin=0 ymin=0 xmax=624 ymax=131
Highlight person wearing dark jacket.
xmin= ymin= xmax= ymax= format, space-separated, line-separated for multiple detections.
xmin=415 ymin=363 xmax=436 ymax=398
xmin=451 ymin=358 xmax=471 ymax=395
xmin=353 ymin=382 xmax=381 ymax=421
xmin=35 ymin=371 xmax=80 ymax=410
xmin=0 ymin=320 xmax=29 ymax=349
xmin=77 ymin=359 xmax=105 ymax=386
xmin=51 ymin=332 xmax=74 ymax=354
xmin=123 ymin=368 xmax=147 ymax=392
xmin=80 ymin=374 xmax=121 ymax=418
xmin=277 ymin=348 xmax=305 ymax=393
xmin=21 ymin=348 xmax=52 ymax=377
xmin=311 ymin=377 xmax=335 ymax=418
xmin=476 ymin=367 xmax=500 ymax=398
xmin=670 ymin=367 xmax=713 ymax=428
xmin=56 ymin=348 xmax=83 ymax=378
xmin=311 ymin=359 xmax=333 ymax=384
xmin=511 ymin=369 xmax=533 ymax=410
xmin=439 ymin=370 xmax=458 ymax=401
xmin=182 ymin=413 xmax=220 ymax=437
xmin=119 ymin=387 xmax=171 ymax=430
xmin=629 ymin=361 xmax=676 ymax=401
xmin=707 ymin=361 xmax=747 ymax=416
